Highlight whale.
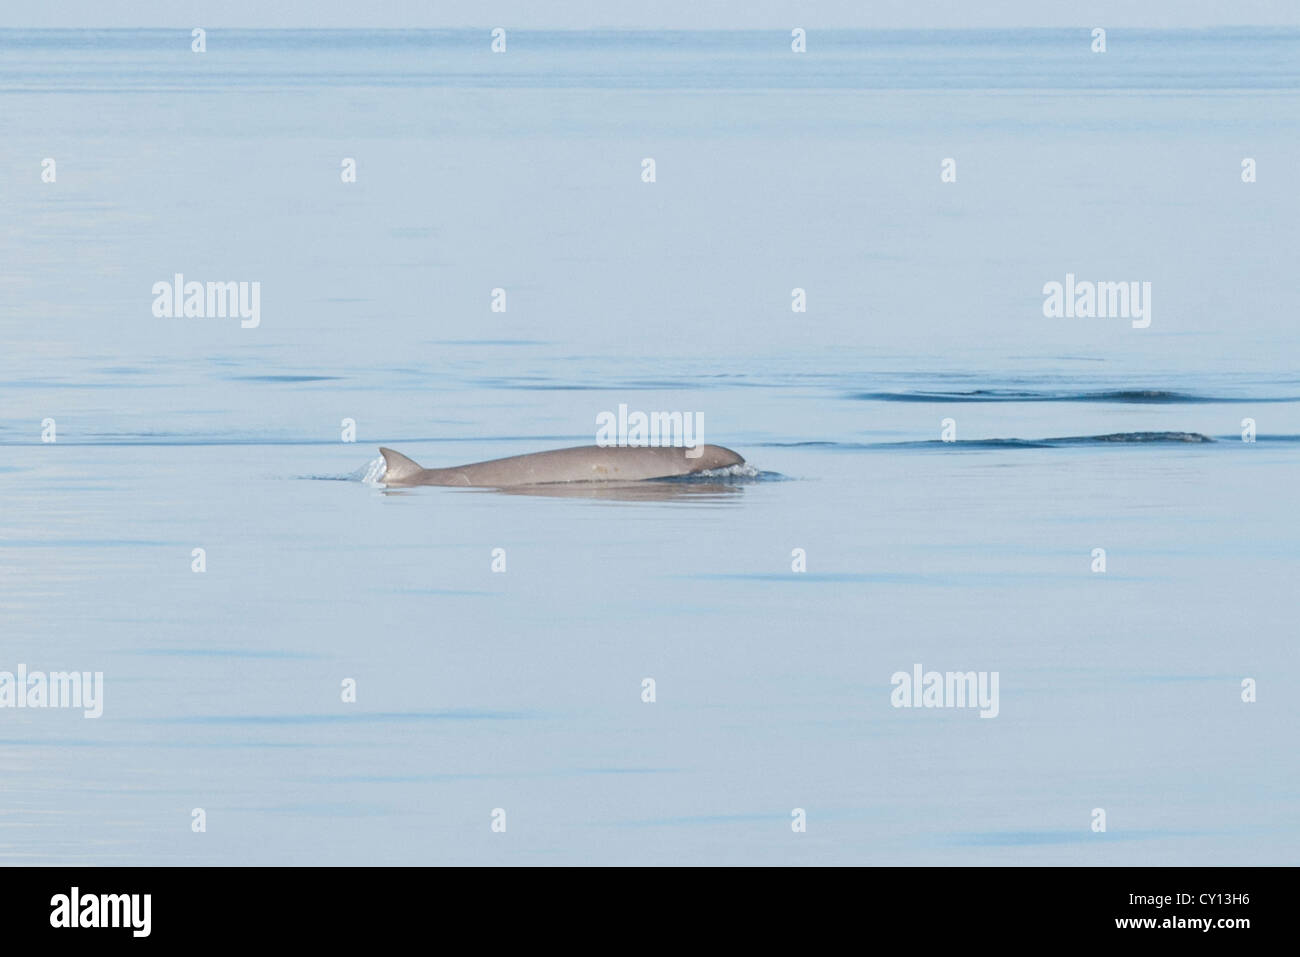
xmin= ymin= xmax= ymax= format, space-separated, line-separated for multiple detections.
xmin=378 ymin=444 xmax=744 ymax=488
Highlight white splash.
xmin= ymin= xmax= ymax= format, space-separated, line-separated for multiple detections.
xmin=695 ymin=463 xmax=762 ymax=479
xmin=358 ymin=456 xmax=387 ymax=486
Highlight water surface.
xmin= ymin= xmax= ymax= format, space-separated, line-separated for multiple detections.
xmin=1 ymin=28 xmax=1297 ymax=865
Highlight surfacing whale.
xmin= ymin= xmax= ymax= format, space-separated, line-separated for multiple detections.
xmin=378 ymin=444 xmax=745 ymax=488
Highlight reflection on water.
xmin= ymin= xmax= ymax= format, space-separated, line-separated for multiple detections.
xmin=380 ymin=477 xmax=750 ymax=502
xmin=496 ymin=479 xmax=748 ymax=502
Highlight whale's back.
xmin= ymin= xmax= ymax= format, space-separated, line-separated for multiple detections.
xmin=379 ymin=444 xmax=744 ymax=488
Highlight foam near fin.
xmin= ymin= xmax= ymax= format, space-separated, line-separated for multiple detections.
xmin=378 ymin=447 xmax=424 ymax=482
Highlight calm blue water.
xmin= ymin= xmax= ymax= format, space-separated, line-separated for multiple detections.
xmin=2 ymin=28 xmax=1298 ymax=865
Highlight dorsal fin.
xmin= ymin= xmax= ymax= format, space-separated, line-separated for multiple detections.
xmin=378 ymin=447 xmax=424 ymax=482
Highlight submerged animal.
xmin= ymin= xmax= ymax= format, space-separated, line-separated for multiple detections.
xmin=378 ymin=444 xmax=744 ymax=488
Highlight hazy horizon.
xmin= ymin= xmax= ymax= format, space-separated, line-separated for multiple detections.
xmin=7 ymin=0 xmax=1300 ymax=30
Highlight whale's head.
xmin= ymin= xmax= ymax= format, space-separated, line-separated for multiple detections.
xmin=694 ymin=444 xmax=745 ymax=471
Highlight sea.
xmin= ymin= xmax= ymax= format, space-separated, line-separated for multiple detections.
xmin=1 ymin=27 xmax=1297 ymax=864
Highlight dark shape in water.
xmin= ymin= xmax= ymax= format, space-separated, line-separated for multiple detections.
xmin=873 ymin=431 xmax=1216 ymax=449
xmin=1051 ymin=431 xmax=1214 ymax=443
xmin=851 ymin=389 xmax=1292 ymax=404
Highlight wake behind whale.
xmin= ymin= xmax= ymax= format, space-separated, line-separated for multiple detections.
xmin=849 ymin=389 xmax=1300 ymax=404
xmin=753 ymin=431 xmax=1220 ymax=451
